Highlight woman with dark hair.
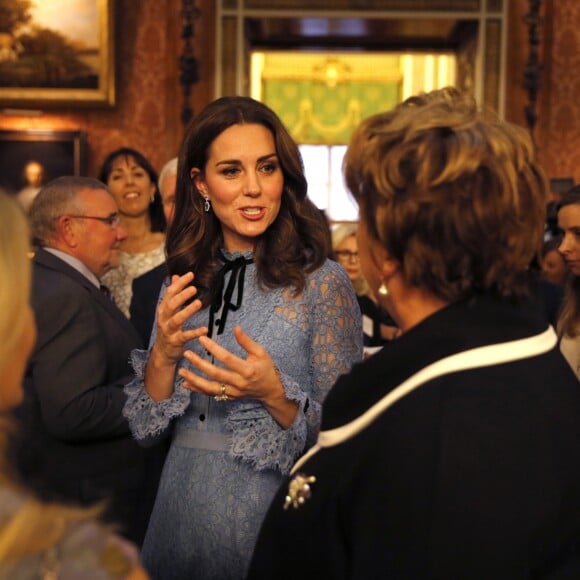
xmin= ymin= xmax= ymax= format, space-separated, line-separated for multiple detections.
xmin=123 ymin=96 xmax=362 ymax=579
xmin=556 ymin=188 xmax=580 ymax=378
xmin=248 ymin=88 xmax=580 ymax=578
xmin=99 ymin=147 xmax=167 ymax=317
xmin=540 ymin=235 xmax=567 ymax=287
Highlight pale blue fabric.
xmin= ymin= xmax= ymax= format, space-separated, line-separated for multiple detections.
xmin=124 ymin=252 xmax=363 ymax=579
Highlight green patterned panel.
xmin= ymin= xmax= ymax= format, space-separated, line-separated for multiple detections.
xmin=264 ymin=80 xmax=400 ymax=144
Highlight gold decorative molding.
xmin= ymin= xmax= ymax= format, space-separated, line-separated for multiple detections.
xmin=291 ymin=98 xmax=362 ymax=142
xmin=257 ymin=53 xmax=403 ymax=85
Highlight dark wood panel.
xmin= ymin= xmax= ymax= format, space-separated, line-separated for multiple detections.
xmin=246 ymin=17 xmax=475 ymax=51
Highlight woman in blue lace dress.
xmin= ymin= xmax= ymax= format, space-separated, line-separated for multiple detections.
xmin=123 ymin=96 xmax=363 ymax=579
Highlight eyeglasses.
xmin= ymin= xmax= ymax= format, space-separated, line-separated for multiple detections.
xmin=335 ymin=250 xmax=359 ymax=262
xmin=66 ymin=214 xmax=121 ymax=227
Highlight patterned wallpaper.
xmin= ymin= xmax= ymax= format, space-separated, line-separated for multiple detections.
xmin=0 ymin=0 xmax=578 ymax=185
xmin=84 ymin=0 xmax=173 ymax=175
xmin=538 ymin=0 xmax=580 ymax=184
xmin=0 ymin=0 xmax=214 ymax=180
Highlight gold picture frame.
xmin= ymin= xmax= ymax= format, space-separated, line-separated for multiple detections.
xmin=0 ymin=130 xmax=88 ymax=196
xmin=0 ymin=0 xmax=115 ymax=108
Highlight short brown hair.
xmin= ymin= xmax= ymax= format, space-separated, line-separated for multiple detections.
xmin=344 ymin=88 xmax=547 ymax=302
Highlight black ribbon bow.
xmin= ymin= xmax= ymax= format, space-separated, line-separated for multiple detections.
xmin=208 ymin=255 xmax=254 ymax=339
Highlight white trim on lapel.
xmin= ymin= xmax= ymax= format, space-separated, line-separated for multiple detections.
xmin=291 ymin=326 xmax=557 ymax=474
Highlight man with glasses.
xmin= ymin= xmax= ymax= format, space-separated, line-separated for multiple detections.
xmin=13 ymin=176 xmax=164 ymax=547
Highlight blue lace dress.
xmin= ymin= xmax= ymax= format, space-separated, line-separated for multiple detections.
xmin=123 ymin=251 xmax=363 ymax=580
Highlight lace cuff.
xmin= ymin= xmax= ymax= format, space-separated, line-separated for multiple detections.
xmin=226 ymin=370 xmax=311 ymax=474
xmin=123 ymin=349 xmax=191 ymax=441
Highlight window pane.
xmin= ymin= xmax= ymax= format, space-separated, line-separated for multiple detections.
xmin=300 ymin=145 xmax=330 ymax=211
xmin=329 ymin=145 xmax=358 ymax=222
xmin=299 ymin=144 xmax=359 ymax=222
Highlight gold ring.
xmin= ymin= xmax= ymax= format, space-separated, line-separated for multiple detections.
xmin=214 ymin=382 xmax=229 ymax=402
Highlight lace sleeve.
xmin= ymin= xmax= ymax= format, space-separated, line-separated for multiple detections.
xmin=302 ymin=261 xmax=363 ymax=445
xmin=123 ymin=284 xmax=192 ymax=443
xmin=123 ymin=350 xmax=191 ymax=443
xmin=227 ymin=261 xmax=363 ymax=473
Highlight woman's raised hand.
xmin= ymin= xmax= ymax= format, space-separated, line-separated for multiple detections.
xmin=153 ymin=272 xmax=207 ymax=365
xmin=145 ymin=273 xmax=208 ymax=401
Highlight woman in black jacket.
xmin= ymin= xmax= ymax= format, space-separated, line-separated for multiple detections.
xmin=248 ymin=88 xmax=580 ymax=579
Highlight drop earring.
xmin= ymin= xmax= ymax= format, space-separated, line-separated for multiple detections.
xmin=378 ymin=282 xmax=389 ymax=297
xmin=203 ymin=196 xmax=210 ymax=213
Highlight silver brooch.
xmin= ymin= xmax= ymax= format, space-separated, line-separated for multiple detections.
xmin=283 ymin=472 xmax=317 ymax=510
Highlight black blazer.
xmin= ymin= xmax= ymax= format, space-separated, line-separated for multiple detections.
xmin=129 ymin=262 xmax=167 ymax=346
xmin=13 ymin=249 xmax=165 ymax=545
xmin=249 ymin=292 xmax=580 ymax=579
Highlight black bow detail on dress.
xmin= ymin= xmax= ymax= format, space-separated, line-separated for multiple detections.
xmin=208 ymin=255 xmax=254 ymax=338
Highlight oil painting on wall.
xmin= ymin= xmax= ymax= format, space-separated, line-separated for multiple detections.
xmin=0 ymin=0 xmax=114 ymax=106
xmin=0 ymin=130 xmax=87 ymax=203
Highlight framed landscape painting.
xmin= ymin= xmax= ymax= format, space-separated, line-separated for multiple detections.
xmin=0 ymin=0 xmax=115 ymax=107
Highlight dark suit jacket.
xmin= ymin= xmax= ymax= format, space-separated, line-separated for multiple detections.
xmin=538 ymin=277 xmax=564 ymax=327
xmin=13 ymin=249 xmax=165 ymax=546
xmin=129 ymin=262 xmax=167 ymax=346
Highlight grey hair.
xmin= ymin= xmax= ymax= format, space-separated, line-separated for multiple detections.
xmin=331 ymin=223 xmax=358 ymax=252
xmin=29 ymin=176 xmax=109 ymax=246
xmin=158 ymin=157 xmax=178 ymax=195
xmin=330 ymin=222 xmax=370 ymax=296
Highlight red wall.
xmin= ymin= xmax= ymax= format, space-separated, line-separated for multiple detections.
xmin=539 ymin=0 xmax=580 ymax=183
xmin=0 ymin=0 xmax=215 ymax=179
xmin=1 ymin=1 xmax=578 ymax=184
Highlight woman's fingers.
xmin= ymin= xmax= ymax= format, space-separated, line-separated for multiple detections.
xmin=179 ymin=350 xmax=240 ymax=397
xmin=158 ymin=272 xmax=203 ymax=333
xmin=197 ymin=335 xmax=245 ymax=372
xmin=154 ymin=272 xmax=208 ymax=364
xmin=184 ymin=328 xmax=281 ymax=403
xmin=169 ymin=298 xmax=203 ymax=331
xmin=160 ymin=273 xmax=197 ymax=320
xmin=232 ymin=325 xmax=267 ymax=358
xmin=187 ymin=339 xmax=246 ymax=380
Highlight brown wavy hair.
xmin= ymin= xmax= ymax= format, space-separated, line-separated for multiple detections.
xmin=343 ymin=87 xmax=547 ymax=303
xmin=167 ymin=96 xmax=330 ymax=304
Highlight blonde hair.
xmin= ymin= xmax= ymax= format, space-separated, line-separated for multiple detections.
xmin=0 ymin=474 xmax=134 ymax=577
xmin=331 ymin=223 xmax=370 ymax=296
xmin=0 ymin=194 xmax=31 ymax=380
xmin=0 ymin=194 xmax=133 ymax=576
xmin=344 ymin=87 xmax=547 ymax=303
